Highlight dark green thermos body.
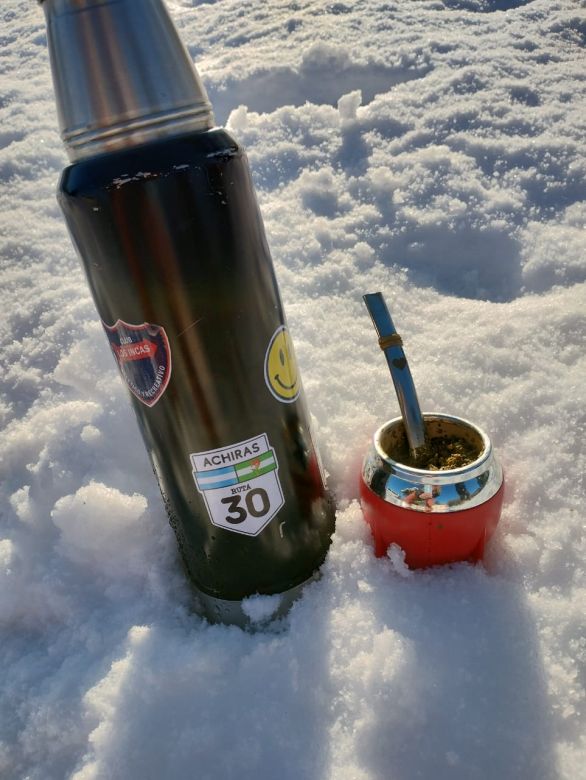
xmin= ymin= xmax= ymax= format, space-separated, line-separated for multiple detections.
xmin=41 ymin=0 xmax=334 ymax=624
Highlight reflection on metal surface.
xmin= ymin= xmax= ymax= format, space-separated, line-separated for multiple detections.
xmin=362 ymin=292 xmax=426 ymax=456
xmin=362 ymin=413 xmax=503 ymax=514
xmin=42 ymin=0 xmax=213 ymax=160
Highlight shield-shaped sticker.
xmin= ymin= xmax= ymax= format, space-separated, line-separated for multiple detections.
xmin=191 ymin=433 xmax=285 ymax=536
xmin=103 ymin=319 xmax=172 ymax=407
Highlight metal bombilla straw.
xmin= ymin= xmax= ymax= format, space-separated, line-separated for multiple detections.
xmin=363 ymin=292 xmax=428 ymax=464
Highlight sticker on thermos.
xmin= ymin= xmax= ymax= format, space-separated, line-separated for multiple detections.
xmin=191 ymin=434 xmax=285 ymax=536
xmin=103 ymin=319 xmax=172 ymax=407
xmin=264 ymin=325 xmax=300 ymax=403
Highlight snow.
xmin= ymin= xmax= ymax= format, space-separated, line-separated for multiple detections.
xmin=0 ymin=0 xmax=585 ymax=778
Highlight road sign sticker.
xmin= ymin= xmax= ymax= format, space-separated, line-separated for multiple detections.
xmin=190 ymin=434 xmax=284 ymax=536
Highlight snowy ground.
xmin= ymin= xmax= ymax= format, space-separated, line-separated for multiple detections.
xmin=1 ymin=0 xmax=585 ymax=778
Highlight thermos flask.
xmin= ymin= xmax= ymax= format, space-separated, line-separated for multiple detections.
xmin=40 ymin=0 xmax=334 ymax=624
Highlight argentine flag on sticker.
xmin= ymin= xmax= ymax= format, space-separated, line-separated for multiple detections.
xmin=190 ymin=433 xmax=284 ymax=537
xmin=194 ymin=464 xmax=239 ymax=492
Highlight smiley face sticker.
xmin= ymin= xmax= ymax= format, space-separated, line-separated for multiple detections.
xmin=264 ymin=325 xmax=300 ymax=403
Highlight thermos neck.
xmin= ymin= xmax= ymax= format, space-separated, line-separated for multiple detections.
xmin=41 ymin=0 xmax=215 ymax=161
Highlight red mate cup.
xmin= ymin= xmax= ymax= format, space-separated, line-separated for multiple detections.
xmin=360 ymin=413 xmax=504 ymax=568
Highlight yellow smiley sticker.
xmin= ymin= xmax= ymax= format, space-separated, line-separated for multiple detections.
xmin=264 ymin=325 xmax=300 ymax=403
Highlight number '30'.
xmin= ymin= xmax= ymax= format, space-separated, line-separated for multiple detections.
xmin=220 ymin=488 xmax=270 ymax=524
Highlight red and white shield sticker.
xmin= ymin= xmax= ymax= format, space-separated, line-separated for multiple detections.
xmin=103 ymin=319 xmax=172 ymax=407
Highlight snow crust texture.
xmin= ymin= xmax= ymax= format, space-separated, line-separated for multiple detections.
xmin=1 ymin=0 xmax=585 ymax=778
